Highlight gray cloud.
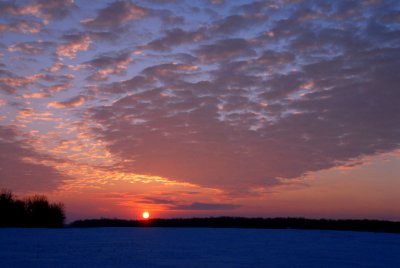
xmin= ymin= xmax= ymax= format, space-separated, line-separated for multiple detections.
xmin=143 ymin=28 xmax=206 ymax=51
xmin=172 ymin=202 xmax=240 ymax=210
xmin=81 ymin=1 xmax=147 ymax=29
xmin=34 ymin=0 xmax=76 ymax=21
xmin=83 ymin=51 xmax=132 ymax=81
xmin=195 ymin=38 xmax=255 ymax=63
xmin=211 ymin=14 xmax=267 ymax=35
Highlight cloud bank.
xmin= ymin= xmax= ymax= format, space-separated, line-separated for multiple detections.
xmin=1 ymin=0 xmax=399 ymax=195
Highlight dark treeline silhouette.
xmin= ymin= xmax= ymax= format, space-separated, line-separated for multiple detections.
xmin=70 ymin=217 xmax=400 ymax=233
xmin=0 ymin=189 xmax=65 ymax=228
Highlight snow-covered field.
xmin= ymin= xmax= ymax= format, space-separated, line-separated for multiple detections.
xmin=0 ymin=228 xmax=399 ymax=267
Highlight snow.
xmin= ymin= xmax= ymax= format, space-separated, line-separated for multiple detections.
xmin=0 ymin=228 xmax=399 ymax=267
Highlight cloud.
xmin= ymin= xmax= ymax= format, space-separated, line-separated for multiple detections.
xmin=141 ymin=63 xmax=199 ymax=79
xmin=381 ymin=11 xmax=400 ymax=23
xmin=211 ymin=14 xmax=267 ymax=35
xmin=87 ymin=0 xmax=400 ymax=193
xmin=85 ymin=30 xmax=121 ymax=43
xmin=0 ymin=0 xmax=75 ymax=23
xmin=83 ymin=51 xmax=133 ymax=81
xmin=7 ymin=41 xmax=53 ymax=54
xmin=41 ymin=73 xmax=74 ymax=84
xmin=16 ymin=108 xmax=54 ymax=122
xmin=96 ymin=75 xmax=156 ymax=94
xmin=135 ymin=195 xmax=240 ymax=210
xmin=32 ymin=0 xmax=76 ymax=23
xmin=0 ymin=74 xmax=42 ymax=87
xmin=45 ymin=62 xmax=64 ymax=73
xmin=81 ymin=1 xmax=147 ymax=29
xmin=147 ymin=0 xmax=182 ymax=4
xmin=209 ymin=0 xmax=224 ymax=5
xmin=172 ymin=202 xmax=240 ymax=210
xmin=47 ymin=95 xmax=87 ymax=109
xmin=143 ymin=28 xmax=205 ymax=51
xmin=0 ymin=73 xmax=43 ymax=93
xmin=45 ymin=83 xmax=70 ymax=93
xmin=22 ymin=92 xmax=49 ymax=99
xmin=0 ymin=125 xmax=68 ymax=191
xmin=195 ymin=38 xmax=255 ymax=63
xmin=0 ymin=20 xmax=42 ymax=34
xmin=139 ymin=196 xmax=178 ymax=205
xmin=56 ymin=34 xmax=91 ymax=59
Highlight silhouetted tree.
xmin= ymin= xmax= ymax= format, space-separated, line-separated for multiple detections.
xmin=25 ymin=195 xmax=50 ymax=227
xmin=25 ymin=195 xmax=65 ymax=228
xmin=0 ymin=189 xmax=26 ymax=226
xmin=0 ymin=189 xmax=65 ymax=228
xmin=0 ymin=189 xmax=14 ymax=227
xmin=48 ymin=203 xmax=66 ymax=228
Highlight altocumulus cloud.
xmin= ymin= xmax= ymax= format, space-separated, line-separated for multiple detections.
xmin=47 ymin=95 xmax=87 ymax=109
xmin=0 ymin=0 xmax=399 ymax=194
xmin=88 ymin=0 xmax=400 ymax=191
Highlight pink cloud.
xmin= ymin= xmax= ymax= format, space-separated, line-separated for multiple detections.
xmin=7 ymin=41 xmax=53 ymax=55
xmin=46 ymin=84 xmax=70 ymax=93
xmin=46 ymin=62 xmax=64 ymax=73
xmin=56 ymin=34 xmax=91 ymax=59
xmin=0 ymin=74 xmax=43 ymax=87
xmin=47 ymin=95 xmax=87 ymax=109
xmin=0 ymin=20 xmax=42 ymax=34
xmin=0 ymin=0 xmax=75 ymax=24
xmin=22 ymin=92 xmax=49 ymax=99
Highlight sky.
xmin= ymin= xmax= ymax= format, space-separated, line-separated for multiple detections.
xmin=0 ymin=0 xmax=400 ymax=222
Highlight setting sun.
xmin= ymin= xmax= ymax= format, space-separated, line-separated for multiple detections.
xmin=142 ymin=211 xmax=150 ymax=219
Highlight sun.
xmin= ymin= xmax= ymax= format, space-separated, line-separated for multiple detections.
xmin=142 ymin=211 xmax=150 ymax=219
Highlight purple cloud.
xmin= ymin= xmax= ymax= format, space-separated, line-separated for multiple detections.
xmin=83 ymin=51 xmax=132 ymax=81
xmin=0 ymin=126 xmax=68 ymax=191
xmin=195 ymin=38 xmax=255 ymax=63
xmin=81 ymin=1 xmax=147 ymax=29
xmin=173 ymin=202 xmax=240 ymax=210
xmin=143 ymin=28 xmax=206 ymax=51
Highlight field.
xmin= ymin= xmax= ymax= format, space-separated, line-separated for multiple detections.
xmin=1 ymin=228 xmax=399 ymax=267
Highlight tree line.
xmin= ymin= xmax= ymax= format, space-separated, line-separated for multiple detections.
xmin=0 ymin=189 xmax=65 ymax=228
xmin=70 ymin=217 xmax=400 ymax=233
